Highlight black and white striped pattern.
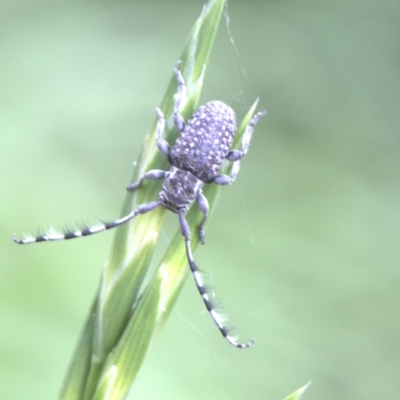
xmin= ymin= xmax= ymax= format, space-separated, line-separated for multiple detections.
xmin=13 ymin=67 xmax=265 ymax=349
xmin=179 ymin=213 xmax=254 ymax=349
xmin=13 ymin=204 xmax=254 ymax=348
xmin=12 ymin=202 xmax=160 ymax=244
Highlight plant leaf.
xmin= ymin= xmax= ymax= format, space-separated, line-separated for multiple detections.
xmin=59 ymin=0 xmax=227 ymax=399
xmin=282 ymin=382 xmax=312 ymax=400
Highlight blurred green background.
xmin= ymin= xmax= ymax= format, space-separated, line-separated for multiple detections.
xmin=1 ymin=0 xmax=399 ymax=399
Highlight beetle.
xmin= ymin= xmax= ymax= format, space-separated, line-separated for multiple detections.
xmin=13 ymin=68 xmax=266 ymax=348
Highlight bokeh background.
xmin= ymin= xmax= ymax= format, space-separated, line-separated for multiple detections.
xmin=1 ymin=1 xmax=399 ymax=399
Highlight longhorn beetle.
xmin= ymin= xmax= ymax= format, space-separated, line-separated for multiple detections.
xmin=13 ymin=68 xmax=266 ymax=349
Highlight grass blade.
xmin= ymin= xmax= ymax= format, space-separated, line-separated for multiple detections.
xmin=59 ymin=1 xmax=227 ymax=399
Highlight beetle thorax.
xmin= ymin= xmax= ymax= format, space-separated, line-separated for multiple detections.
xmin=159 ymin=166 xmax=203 ymax=213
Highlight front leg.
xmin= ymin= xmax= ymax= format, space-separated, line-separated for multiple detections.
xmin=127 ymin=169 xmax=166 ymax=191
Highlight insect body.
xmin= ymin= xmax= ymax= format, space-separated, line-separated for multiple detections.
xmin=13 ymin=68 xmax=266 ymax=349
